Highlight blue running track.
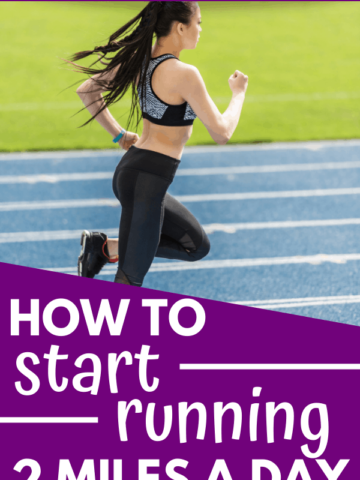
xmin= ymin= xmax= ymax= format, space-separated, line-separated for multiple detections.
xmin=1 ymin=140 xmax=360 ymax=325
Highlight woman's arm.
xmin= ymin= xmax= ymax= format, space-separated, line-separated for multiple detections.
xmin=76 ymin=66 xmax=139 ymax=149
xmin=178 ymin=65 xmax=248 ymax=145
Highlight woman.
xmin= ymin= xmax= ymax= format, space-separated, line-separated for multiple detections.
xmin=74 ymin=1 xmax=248 ymax=286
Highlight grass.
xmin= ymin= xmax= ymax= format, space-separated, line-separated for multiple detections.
xmin=0 ymin=1 xmax=359 ymax=152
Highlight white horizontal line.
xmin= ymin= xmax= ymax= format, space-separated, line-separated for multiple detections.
xmin=146 ymin=253 xmax=360 ymax=271
xmin=0 ymin=150 xmax=122 ymax=162
xmin=1 ymin=92 xmax=359 ymax=113
xmin=0 ymin=198 xmax=119 ymax=212
xmin=4 ymin=161 xmax=360 ymax=185
xmin=234 ymin=294 xmax=360 ymax=309
xmin=3 ymin=188 xmax=360 ymax=212
xmin=0 ymin=417 xmax=98 ymax=423
xmin=1 ymin=140 xmax=360 ymax=161
xmin=0 ymin=172 xmax=113 ymax=184
xmin=204 ymin=218 xmax=360 ymax=233
xmin=183 ymin=139 xmax=360 ymax=154
xmin=180 ymin=364 xmax=360 ymax=370
xmin=46 ymin=253 xmax=360 ymax=276
xmin=0 ymin=228 xmax=119 ymax=244
xmin=3 ymin=218 xmax=360 ymax=244
xmin=176 ymin=188 xmax=360 ymax=203
xmin=177 ymin=161 xmax=360 ymax=176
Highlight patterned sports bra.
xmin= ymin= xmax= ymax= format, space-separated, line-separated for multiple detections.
xmin=137 ymin=54 xmax=197 ymax=127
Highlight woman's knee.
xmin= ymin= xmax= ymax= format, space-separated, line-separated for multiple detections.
xmin=115 ymin=266 xmax=143 ymax=287
xmin=189 ymin=232 xmax=210 ymax=261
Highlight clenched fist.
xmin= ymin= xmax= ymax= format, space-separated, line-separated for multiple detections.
xmin=119 ymin=131 xmax=140 ymax=151
xmin=228 ymin=70 xmax=248 ymax=95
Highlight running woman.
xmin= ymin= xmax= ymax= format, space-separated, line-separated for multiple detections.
xmin=74 ymin=1 xmax=248 ymax=286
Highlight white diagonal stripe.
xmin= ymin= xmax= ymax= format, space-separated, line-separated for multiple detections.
xmin=237 ymin=295 xmax=360 ymax=306
xmin=234 ymin=295 xmax=360 ymax=309
xmin=4 ymin=161 xmax=360 ymax=184
xmin=45 ymin=253 xmax=360 ymax=276
xmin=3 ymin=188 xmax=360 ymax=212
xmin=3 ymin=218 xmax=360 ymax=244
xmin=257 ymin=299 xmax=360 ymax=309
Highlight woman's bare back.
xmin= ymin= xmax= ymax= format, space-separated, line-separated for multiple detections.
xmin=135 ymin=54 xmax=193 ymax=160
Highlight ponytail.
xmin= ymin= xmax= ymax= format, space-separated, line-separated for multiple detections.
xmin=68 ymin=1 xmax=197 ymax=130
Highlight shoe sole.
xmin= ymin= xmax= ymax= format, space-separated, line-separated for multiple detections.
xmin=78 ymin=230 xmax=90 ymax=276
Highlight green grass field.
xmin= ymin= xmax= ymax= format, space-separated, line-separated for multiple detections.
xmin=1 ymin=1 xmax=359 ymax=152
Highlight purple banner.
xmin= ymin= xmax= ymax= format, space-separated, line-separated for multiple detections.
xmin=1 ymin=262 xmax=359 ymax=479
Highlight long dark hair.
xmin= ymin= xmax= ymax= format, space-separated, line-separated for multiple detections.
xmin=68 ymin=1 xmax=198 ymax=130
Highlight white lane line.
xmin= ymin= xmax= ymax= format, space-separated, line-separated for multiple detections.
xmin=4 ymin=160 xmax=360 ymax=184
xmin=183 ymin=139 xmax=360 ymax=154
xmin=0 ymin=198 xmax=119 ymax=212
xmin=2 ymin=92 xmax=359 ymax=112
xmin=204 ymin=218 xmax=360 ymax=233
xmin=1 ymin=140 xmax=360 ymax=161
xmin=0 ymin=228 xmax=119 ymax=244
xmin=0 ymin=172 xmax=113 ymax=184
xmin=254 ymin=299 xmax=360 ymax=309
xmin=180 ymin=364 xmax=360 ymax=370
xmin=0 ymin=150 xmax=121 ymax=162
xmin=176 ymin=188 xmax=360 ymax=203
xmin=234 ymin=295 xmax=360 ymax=309
xmin=3 ymin=218 xmax=360 ymax=244
xmin=177 ymin=161 xmax=360 ymax=176
xmin=132 ymin=253 xmax=360 ymax=271
xmin=3 ymin=187 xmax=360 ymax=211
xmin=45 ymin=253 xmax=360 ymax=276
xmin=0 ymin=417 xmax=98 ymax=424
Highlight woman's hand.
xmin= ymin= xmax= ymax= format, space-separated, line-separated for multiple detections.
xmin=118 ymin=131 xmax=140 ymax=151
xmin=228 ymin=70 xmax=248 ymax=95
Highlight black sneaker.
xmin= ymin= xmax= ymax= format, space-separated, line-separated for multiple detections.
xmin=78 ymin=230 xmax=117 ymax=278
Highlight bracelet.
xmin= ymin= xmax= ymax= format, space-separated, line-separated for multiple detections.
xmin=113 ymin=128 xmax=126 ymax=143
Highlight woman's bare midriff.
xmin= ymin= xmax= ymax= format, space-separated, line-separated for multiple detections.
xmin=134 ymin=119 xmax=193 ymax=160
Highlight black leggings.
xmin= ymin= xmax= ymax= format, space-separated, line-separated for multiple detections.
xmin=112 ymin=145 xmax=210 ymax=286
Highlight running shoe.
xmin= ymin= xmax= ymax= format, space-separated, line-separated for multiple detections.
xmin=78 ymin=230 xmax=117 ymax=278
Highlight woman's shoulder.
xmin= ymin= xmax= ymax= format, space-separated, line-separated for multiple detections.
xmin=162 ymin=58 xmax=198 ymax=81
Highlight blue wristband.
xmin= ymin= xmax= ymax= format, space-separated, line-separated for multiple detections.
xmin=113 ymin=129 xmax=126 ymax=143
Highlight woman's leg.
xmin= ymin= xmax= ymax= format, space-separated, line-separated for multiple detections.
xmin=79 ymin=193 xmax=210 ymax=280
xmin=79 ymin=148 xmax=184 ymax=283
xmin=107 ymin=192 xmax=210 ymax=268
xmin=155 ymin=193 xmax=211 ymax=262
xmin=113 ymin=166 xmax=170 ymax=286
